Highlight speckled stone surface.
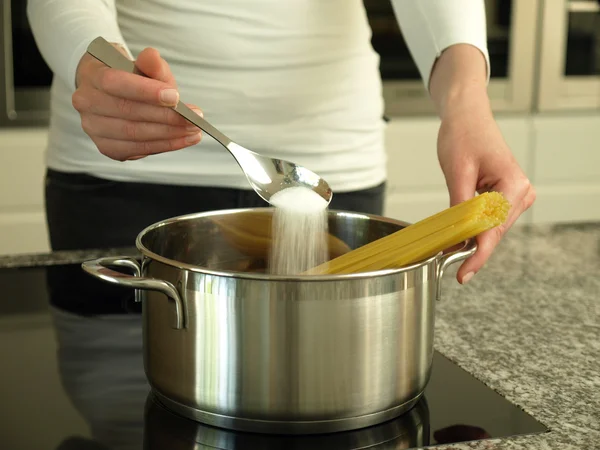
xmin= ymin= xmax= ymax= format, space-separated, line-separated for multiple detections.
xmin=0 ymin=222 xmax=598 ymax=449
xmin=433 ymin=222 xmax=600 ymax=449
xmin=0 ymin=246 xmax=139 ymax=269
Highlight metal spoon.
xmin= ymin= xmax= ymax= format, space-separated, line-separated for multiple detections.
xmin=86 ymin=37 xmax=333 ymax=205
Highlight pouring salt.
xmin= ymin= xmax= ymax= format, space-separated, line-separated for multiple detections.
xmin=269 ymin=186 xmax=329 ymax=275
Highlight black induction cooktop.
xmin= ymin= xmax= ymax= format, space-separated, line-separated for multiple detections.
xmin=0 ymin=261 xmax=548 ymax=450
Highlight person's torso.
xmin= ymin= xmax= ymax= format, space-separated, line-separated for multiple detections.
xmin=47 ymin=0 xmax=387 ymax=192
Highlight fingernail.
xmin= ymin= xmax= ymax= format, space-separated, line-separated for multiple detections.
xmin=191 ymin=108 xmax=203 ymax=117
xmin=186 ymin=133 xmax=201 ymax=144
xmin=462 ymin=272 xmax=475 ymax=284
xmin=160 ymin=89 xmax=179 ymax=105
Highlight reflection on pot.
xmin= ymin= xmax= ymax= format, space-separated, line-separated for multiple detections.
xmin=50 ymin=306 xmax=148 ymax=450
xmin=209 ymin=210 xmax=353 ymax=271
xmin=143 ymin=392 xmax=430 ymax=450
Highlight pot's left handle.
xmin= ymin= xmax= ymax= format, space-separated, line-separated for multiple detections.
xmin=436 ymin=239 xmax=478 ymax=302
xmin=81 ymin=256 xmax=185 ymax=329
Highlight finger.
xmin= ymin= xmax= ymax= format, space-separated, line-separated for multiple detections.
xmin=92 ymin=66 xmax=179 ymax=107
xmin=73 ymin=86 xmax=202 ymax=126
xmin=135 ymin=47 xmax=177 ymax=87
xmin=456 ymin=225 xmax=504 ymax=284
xmin=92 ymin=133 xmax=202 ymax=161
xmin=81 ymin=114 xmax=201 ymax=142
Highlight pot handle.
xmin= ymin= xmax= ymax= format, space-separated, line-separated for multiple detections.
xmin=436 ymin=238 xmax=478 ymax=302
xmin=81 ymin=256 xmax=185 ymax=329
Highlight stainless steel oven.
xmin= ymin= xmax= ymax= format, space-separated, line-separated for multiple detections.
xmin=0 ymin=0 xmax=51 ymax=127
xmin=538 ymin=0 xmax=600 ymax=111
xmin=364 ymin=0 xmax=541 ymax=116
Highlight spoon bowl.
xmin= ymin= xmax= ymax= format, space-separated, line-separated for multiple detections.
xmin=87 ymin=37 xmax=333 ymax=206
xmin=227 ymin=142 xmax=332 ymax=204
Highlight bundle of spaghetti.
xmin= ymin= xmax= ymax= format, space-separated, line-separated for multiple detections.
xmin=305 ymin=191 xmax=510 ymax=275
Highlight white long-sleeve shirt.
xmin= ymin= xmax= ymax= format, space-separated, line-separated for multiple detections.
xmin=27 ymin=0 xmax=489 ymax=192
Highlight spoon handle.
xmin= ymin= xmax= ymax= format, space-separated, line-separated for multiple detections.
xmin=172 ymin=103 xmax=232 ymax=147
xmin=86 ymin=37 xmax=232 ymax=148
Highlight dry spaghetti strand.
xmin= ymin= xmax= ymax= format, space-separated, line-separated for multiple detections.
xmin=305 ymin=191 xmax=510 ymax=275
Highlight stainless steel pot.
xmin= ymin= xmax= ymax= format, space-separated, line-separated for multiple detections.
xmin=82 ymin=208 xmax=475 ymax=435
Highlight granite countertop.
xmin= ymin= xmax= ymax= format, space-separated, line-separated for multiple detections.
xmin=0 ymin=222 xmax=598 ymax=449
xmin=0 ymin=246 xmax=139 ymax=269
xmin=436 ymin=222 xmax=600 ymax=449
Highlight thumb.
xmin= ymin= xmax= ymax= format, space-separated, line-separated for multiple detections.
xmin=135 ymin=47 xmax=177 ymax=88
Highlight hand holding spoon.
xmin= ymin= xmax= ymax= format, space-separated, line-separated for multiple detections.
xmin=86 ymin=37 xmax=333 ymax=206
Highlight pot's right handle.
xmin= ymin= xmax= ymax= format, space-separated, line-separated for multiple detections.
xmin=81 ymin=256 xmax=185 ymax=329
xmin=436 ymin=239 xmax=478 ymax=302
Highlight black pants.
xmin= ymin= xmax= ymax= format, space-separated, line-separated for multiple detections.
xmin=44 ymin=169 xmax=385 ymax=315
xmin=45 ymin=169 xmax=386 ymax=251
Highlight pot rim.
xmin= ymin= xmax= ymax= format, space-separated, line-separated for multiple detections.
xmin=134 ymin=207 xmax=442 ymax=281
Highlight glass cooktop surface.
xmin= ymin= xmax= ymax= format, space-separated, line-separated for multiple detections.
xmin=0 ymin=262 xmax=548 ymax=450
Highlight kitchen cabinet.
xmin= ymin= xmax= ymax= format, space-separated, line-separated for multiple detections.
xmin=383 ymin=111 xmax=600 ymax=226
xmin=538 ymin=0 xmax=600 ymax=111
xmin=383 ymin=115 xmax=534 ymax=224
xmin=530 ymin=113 xmax=600 ymax=223
xmin=367 ymin=0 xmax=541 ymax=116
xmin=0 ymin=128 xmax=49 ymax=255
xmin=1 ymin=112 xmax=599 ymax=255
xmin=382 ymin=117 xmax=447 ymax=223
xmin=370 ymin=0 xmax=600 ymax=116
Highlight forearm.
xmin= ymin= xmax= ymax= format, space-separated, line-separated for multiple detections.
xmin=429 ymin=44 xmax=490 ymax=120
xmin=391 ymin=0 xmax=491 ymax=118
xmin=27 ymin=0 xmax=131 ymax=91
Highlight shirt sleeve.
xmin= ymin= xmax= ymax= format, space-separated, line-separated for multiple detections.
xmin=27 ymin=0 xmax=133 ymax=92
xmin=390 ymin=0 xmax=491 ymax=90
